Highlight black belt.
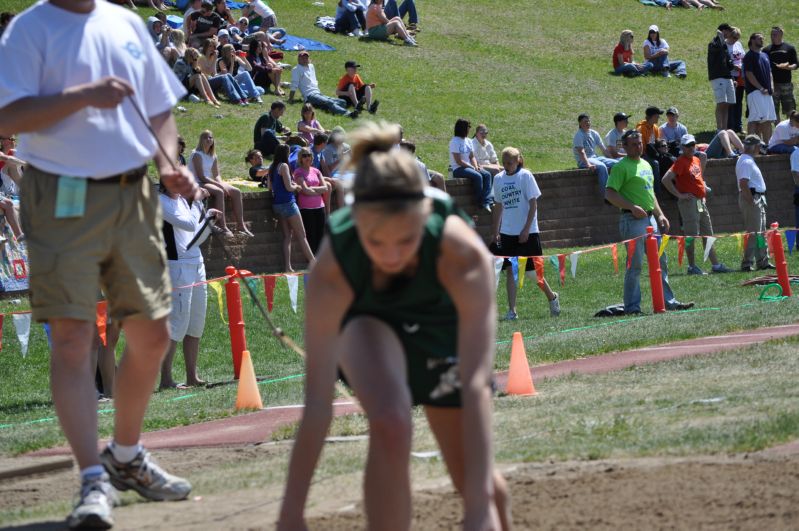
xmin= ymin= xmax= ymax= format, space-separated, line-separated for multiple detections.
xmin=623 ymin=209 xmax=654 ymax=216
xmin=94 ymin=166 xmax=147 ymax=184
xmin=749 ymin=188 xmax=765 ymax=198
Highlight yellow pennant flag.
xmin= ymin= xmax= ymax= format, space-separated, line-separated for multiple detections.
xmin=658 ymin=235 xmax=670 ymax=257
xmin=518 ymin=257 xmax=527 ymax=289
xmin=735 ymin=233 xmax=743 ymax=253
xmin=208 ymin=280 xmax=227 ymax=324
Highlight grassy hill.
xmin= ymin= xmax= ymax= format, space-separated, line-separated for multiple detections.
xmin=3 ymin=0 xmax=794 ymax=178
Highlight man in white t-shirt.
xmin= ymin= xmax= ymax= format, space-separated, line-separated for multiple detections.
xmin=736 ymin=135 xmax=773 ymax=271
xmin=766 ymin=110 xmax=799 ymax=154
xmin=490 ymin=147 xmax=560 ymax=320
xmin=289 ymin=51 xmax=354 ymax=117
xmin=573 ymin=113 xmax=620 ymax=197
xmin=0 ymin=2 xmax=198 ymax=528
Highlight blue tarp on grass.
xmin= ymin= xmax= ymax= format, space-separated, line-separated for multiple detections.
xmin=275 ymin=34 xmax=336 ymax=52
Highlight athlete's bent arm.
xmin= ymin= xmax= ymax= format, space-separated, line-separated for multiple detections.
xmin=278 ymin=240 xmax=354 ymax=529
xmin=438 ymin=216 xmax=499 ymax=530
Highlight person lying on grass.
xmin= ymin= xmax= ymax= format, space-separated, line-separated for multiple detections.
xmin=278 ymin=122 xmax=510 ymax=531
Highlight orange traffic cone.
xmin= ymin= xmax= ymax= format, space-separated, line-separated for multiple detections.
xmin=505 ymin=332 xmax=537 ymax=396
xmin=235 ymin=350 xmax=264 ymax=410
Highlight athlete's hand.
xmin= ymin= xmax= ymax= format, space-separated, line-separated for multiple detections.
xmin=82 ymin=77 xmax=134 ymax=109
xmin=161 ymin=165 xmax=200 ymax=201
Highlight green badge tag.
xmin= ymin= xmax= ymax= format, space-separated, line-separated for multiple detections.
xmin=54 ymin=175 xmax=87 ymax=219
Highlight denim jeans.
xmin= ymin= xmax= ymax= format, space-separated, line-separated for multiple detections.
xmin=579 ymin=156 xmax=618 ymax=193
xmin=453 ymin=166 xmax=493 ymax=207
xmin=234 ymin=71 xmax=264 ymax=100
xmin=306 ymin=92 xmax=349 ymax=115
xmin=384 ymin=0 xmax=418 ymax=24
xmin=645 ymin=56 xmax=687 ymax=77
xmin=614 ymin=63 xmax=652 ymax=77
xmin=335 ymin=10 xmax=360 ymax=33
xmin=620 ymin=213 xmax=677 ymax=313
xmin=209 ymin=74 xmax=247 ymax=102
xmin=727 ymin=85 xmax=745 ymax=133
xmin=766 ymin=144 xmax=798 ymax=155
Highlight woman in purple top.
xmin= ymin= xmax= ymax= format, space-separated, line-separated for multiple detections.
xmin=270 ymin=144 xmax=316 ymax=271
xmin=293 ymin=147 xmax=331 ymax=253
xmin=297 ymin=103 xmax=326 ymax=146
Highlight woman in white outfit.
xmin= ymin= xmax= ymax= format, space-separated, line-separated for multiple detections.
xmin=158 ymin=185 xmax=220 ymax=389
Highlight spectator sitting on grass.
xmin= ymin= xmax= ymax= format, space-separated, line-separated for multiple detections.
xmin=212 ymin=0 xmax=236 ymax=27
xmin=661 ymin=134 xmax=732 ymax=275
xmin=289 ymin=51 xmax=356 ymax=117
xmin=218 ymin=43 xmax=264 ymax=103
xmin=400 ymin=139 xmax=446 ymax=192
xmin=197 ymin=38 xmax=250 ymax=105
xmin=230 ymin=16 xmax=251 ymax=43
xmin=188 ymin=0 xmax=223 ymax=48
xmin=766 ymin=110 xmax=799 ymax=155
xmin=253 ymin=100 xmax=292 ymax=157
xmin=335 ymin=0 xmax=366 ymax=36
xmin=242 ymin=0 xmax=286 ymax=40
xmin=365 ymin=0 xmax=417 ymax=46
xmin=643 ymin=25 xmax=687 ymax=78
xmin=384 ymin=0 xmax=418 ymax=32
xmin=336 ymin=61 xmax=380 ymax=114
xmin=472 ymin=124 xmax=502 ymax=176
xmin=613 ymin=30 xmax=651 ymax=77
xmin=606 ymin=112 xmax=632 ymax=158
xmin=297 ymin=103 xmax=326 ymax=146
xmin=246 ymin=149 xmax=270 ymax=188
xmin=174 ymin=47 xmax=222 ymax=107
xmin=573 ymin=113 xmax=620 ymax=194
xmin=162 ymin=29 xmax=187 ymax=68
xmin=246 ymin=38 xmax=285 ymax=96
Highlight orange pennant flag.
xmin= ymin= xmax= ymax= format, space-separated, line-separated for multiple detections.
xmin=611 ymin=244 xmax=619 ymax=274
xmin=263 ymin=275 xmax=276 ymax=312
xmin=626 ymin=239 xmax=636 ymax=270
xmin=96 ymin=301 xmax=108 ymax=347
xmin=558 ymin=254 xmax=566 ymax=286
xmin=533 ymin=257 xmax=545 ymax=287
xmin=677 ymin=236 xmax=685 ymax=267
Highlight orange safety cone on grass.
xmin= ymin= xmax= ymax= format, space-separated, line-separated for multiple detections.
xmin=235 ymin=350 xmax=263 ymax=410
xmin=505 ymin=332 xmax=537 ymax=396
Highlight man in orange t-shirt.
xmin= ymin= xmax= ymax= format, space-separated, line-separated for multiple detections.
xmin=335 ymin=60 xmax=380 ymax=114
xmin=661 ymin=133 xmax=732 ymax=275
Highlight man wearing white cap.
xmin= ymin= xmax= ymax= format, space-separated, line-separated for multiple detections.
xmin=661 ymin=134 xmax=732 ymax=275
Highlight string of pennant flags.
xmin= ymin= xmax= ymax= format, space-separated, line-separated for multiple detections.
xmin=1 ymin=229 xmax=796 ymax=357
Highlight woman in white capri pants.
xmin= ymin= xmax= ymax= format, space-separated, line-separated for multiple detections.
xmin=159 ymin=184 xmax=219 ymax=389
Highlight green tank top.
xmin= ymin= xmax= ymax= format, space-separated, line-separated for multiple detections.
xmin=328 ymin=190 xmax=472 ymax=359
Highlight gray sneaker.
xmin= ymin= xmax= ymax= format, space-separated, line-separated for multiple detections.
xmin=711 ymin=263 xmax=733 ymax=273
xmin=67 ymin=473 xmax=117 ymax=530
xmin=100 ymin=446 xmax=191 ymax=502
xmin=686 ymin=265 xmax=706 ymax=275
xmin=549 ymin=293 xmax=561 ymax=317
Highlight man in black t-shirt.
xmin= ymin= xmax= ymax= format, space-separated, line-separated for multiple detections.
xmin=764 ymin=26 xmax=798 ymax=121
xmin=188 ymin=0 xmax=222 ymax=48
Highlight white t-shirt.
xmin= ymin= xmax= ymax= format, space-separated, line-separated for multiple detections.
xmin=473 ymin=138 xmax=498 ymax=165
xmin=643 ymin=38 xmax=670 ymax=57
xmin=735 ymin=154 xmax=766 ymax=193
xmin=449 ymin=136 xmax=474 ymax=170
xmin=250 ymin=0 xmax=275 ymax=18
xmin=290 ymin=63 xmax=321 ymax=99
xmin=727 ymin=40 xmax=745 ymax=77
xmin=190 ymin=150 xmax=216 ymax=181
xmin=768 ymin=120 xmax=799 ymax=148
xmin=790 ymin=149 xmax=799 ymax=173
xmin=0 ymin=1 xmax=185 ymax=178
xmin=160 ymin=194 xmax=210 ymax=264
xmin=492 ymin=168 xmax=541 ymax=235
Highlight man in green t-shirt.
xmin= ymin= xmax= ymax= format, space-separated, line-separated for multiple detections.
xmin=605 ymin=130 xmax=694 ymax=314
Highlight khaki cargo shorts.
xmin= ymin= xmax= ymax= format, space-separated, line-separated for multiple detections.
xmin=677 ymin=196 xmax=713 ymax=237
xmin=21 ymin=166 xmax=171 ymax=323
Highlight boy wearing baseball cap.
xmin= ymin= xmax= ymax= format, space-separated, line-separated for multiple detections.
xmin=336 ymin=61 xmax=380 ymax=114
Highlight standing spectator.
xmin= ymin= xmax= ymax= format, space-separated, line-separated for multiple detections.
xmin=490 ymin=147 xmax=560 ymax=320
xmin=336 ymin=61 xmax=380 ymax=114
xmin=0 ymin=2 xmax=195 ymax=527
xmin=293 ymin=147 xmax=331 ymax=254
xmin=289 ymin=52 xmax=356 ymax=117
xmin=767 ymin=110 xmax=799 ymax=154
xmin=736 ymin=135 xmax=774 ymax=271
xmin=365 ymin=0 xmax=417 ymax=46
xmin=726 ymin=27 xmax=746 ymax=133
xmin=384 ymin=0 xmax=418 ymax=31
xmin=605 ymin=131 xmax=694 ymax=314
xmin=158 ymin=186 xmax=218 ymax=390
xmin=472 ymin=124 xmax=502 ymax=176
xmin=643 ymin=25 xmax=687 ymax=78
xmin=187 ymin=0 xmax=222 ymax=48
xmin=449 ymin=118 xmax=493 ymax=212
xmin=573 ymin=113 xmax=619 ymax=193
xmin=269 ymin=144 xmax=315 ymax=272
xmin=606 ymin=112 xmax=632 ymax=158
xmin=612 ymin=30 xmax=651 ymax=77
xmin=708 ymin=25 xmax=735 ymax=131
xmin=661 ymin=134 xmax=732 ymax=275
xmin=297 ymin=103 xmax=326 ymax=146
xmin=246 ymin=39 xmax=285 ymax=96
xmin=763 ymin=27 xmax=797 ymax=122
xmin=743 ymin=33 xmax=777 ymax=143
xmin=190 ymin=130 xmax=252 ymax=236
